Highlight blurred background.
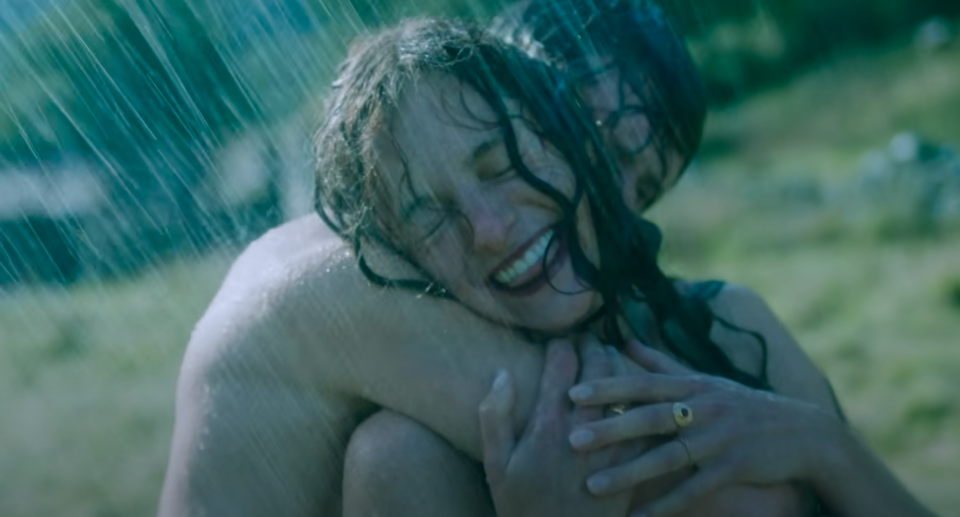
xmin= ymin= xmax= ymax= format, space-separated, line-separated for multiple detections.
xmin=1 ymin=0 xmax=959 ymax=515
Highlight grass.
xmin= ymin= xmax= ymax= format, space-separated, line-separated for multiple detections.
xmin=650 ymin=36 xmax=960 ymax=516
xmin=654 ymin=232 xmax=960 ymax=515
xmin=700 ymin=40 xmax=960 ymax=181
xmin=2 ymin=35 xmax=960 ymax=517
xmin=0 ymin=255 xmax=233 ymax=517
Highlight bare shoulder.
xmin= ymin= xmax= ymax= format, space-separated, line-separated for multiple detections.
xmin=161 ymin=216 xmax=377 ymax=516
xmin=173 ymin=216 xmax=544 ymax=462
xmin=176 ymin=213 xmax=469 ymax=424
xmin=684 ymin=281 xmax=842 ymax=416
xmin=208 ymin=214 xmax=356 ymax=331
xmin=186 ymin=216 xmax=373 ymax=389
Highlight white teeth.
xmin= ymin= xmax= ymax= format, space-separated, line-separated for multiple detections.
xmin=494 ymin=231 xmax=554 ymax=285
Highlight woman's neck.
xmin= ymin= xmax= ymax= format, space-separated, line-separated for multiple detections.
xmin=584 ymin=296 xmax=664 ymax=349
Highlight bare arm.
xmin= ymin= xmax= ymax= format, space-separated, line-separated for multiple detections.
xmin=812 ymin=430 xmax=937 ymax=517
xmin=284 ymin=248 xmax=547 ymax=459
xmin=159 ymin=219 xmax=546 ymax=515
xmin=706 ymin=283 xmax=843 ymax=416
xmin=572 ymin=284 xmax=933 ymax=517
xmin=159 ymin=219 xmax=845 ymax=516
xmin=712 ymin=283 xmax=934 ymax=516
xmin=158 ymin=262 xmax=372 ymax=516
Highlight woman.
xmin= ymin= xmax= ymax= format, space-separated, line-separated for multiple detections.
xmin=311 ymin=16 xmax=937 ymax=517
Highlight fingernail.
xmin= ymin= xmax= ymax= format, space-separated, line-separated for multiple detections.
xmin=568 ymin=429 xmax=595 ymax=448
xmin=587 ymin=474 xmax=611 ymax=494
xmin=493 ymin=370 xmax=508 ymax=391
xmin=568 ymin=385 xmax=593 ymax=401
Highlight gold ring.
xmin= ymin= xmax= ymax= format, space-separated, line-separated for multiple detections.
xmin=607 ymin=403 xmax=628 ymax=416
xmin=676 ymin=436 xmax=694 ymax=465
xmin=672 ymin=402 xmax=693 ymax=428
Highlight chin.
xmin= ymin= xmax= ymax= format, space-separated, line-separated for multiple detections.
xmin=512 ymin=297 xmax=597 ymax=335
xmin=464 ymin=270 xmax=599 ymax=335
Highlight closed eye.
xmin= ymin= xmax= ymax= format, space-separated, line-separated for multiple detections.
xmin=404 ymin=202 xmax=452 ymax=243
xmin=482 ymin=164 xmax=517 ymax=183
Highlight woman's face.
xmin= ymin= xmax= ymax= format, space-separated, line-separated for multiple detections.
xmin=374 ymin=75 xmax=602 ymax=333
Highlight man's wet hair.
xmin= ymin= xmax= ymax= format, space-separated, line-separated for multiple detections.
xmin=492 ymin=0 xmax=707 ymax=203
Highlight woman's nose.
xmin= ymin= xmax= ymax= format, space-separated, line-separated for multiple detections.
xmin=462 ymin=197 xmax=515 ymax=253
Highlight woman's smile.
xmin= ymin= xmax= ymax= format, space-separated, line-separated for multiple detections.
xmin=374 ymin=74 xmax=602 ymax=332
xmin=489 ymin=226 xmax=568 ymax=297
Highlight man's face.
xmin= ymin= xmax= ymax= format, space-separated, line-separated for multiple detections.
xmin=574 ymin=56 xmax=684 ymax=212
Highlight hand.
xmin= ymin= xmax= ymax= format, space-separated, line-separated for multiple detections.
xmin=566 ymin=341 xmax=843 ymax=517
xmin=479 ymin=338 xmax=632 ymax=517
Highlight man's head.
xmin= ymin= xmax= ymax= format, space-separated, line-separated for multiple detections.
xmin=492 ymin=0 xmax=707 ymax=210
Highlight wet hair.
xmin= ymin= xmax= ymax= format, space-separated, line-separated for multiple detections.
xmin=492 ymin=0 xmax=708 ymax=205
xmin=313 ymin=17 xmax=768 ymax=390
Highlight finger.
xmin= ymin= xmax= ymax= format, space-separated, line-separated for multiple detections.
xmin=577 ymin=334 xmax=611 ymax=384
xmin=607 ymin=345 xmax=628 ymax=377
xmin=621 ymin=348 xmax=649 ymax=375
xmin=532 ymin=339 xmax=578 ymax=430
xmin=569 ymin=373 xmax=699 ymax=407
xmin=569 ymin=403 xmax=677 ymax=452
xmin=586 ymin=435 xmax=706 ymax=496
xmin=634 ymin=462 xmax=737 ymax=517
xmin=574 ymin=335 xmax=611 ymax=423
xmin=479 ymin=370 xmax=516 ymax=484
xmin=601 ymin=346 xmax=629 ymax=420
xmin=625 ymin=340 xmax=696 ymax=375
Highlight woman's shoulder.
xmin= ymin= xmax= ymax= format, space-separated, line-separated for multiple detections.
xmin=672 ymin=278 xmax=728 ymax=303
xmin=670 ymin=279 xmax=766 ymax=377
xmin=672 ymin=278 xmax=769 ymax=319
xmin=676 ymin=279 xmax=842 ymax=414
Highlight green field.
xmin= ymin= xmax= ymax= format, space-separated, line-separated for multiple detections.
xmin=653 ymin=40 xmax=960 ymax=515
xmin=2 ymin=40 xmax=959 ymax=517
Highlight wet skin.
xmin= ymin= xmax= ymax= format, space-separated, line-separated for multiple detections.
xmin=375 ymin=74 xmax=602 ymax=333
xmin=159 ymin=68 xmax=840 ymax=517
